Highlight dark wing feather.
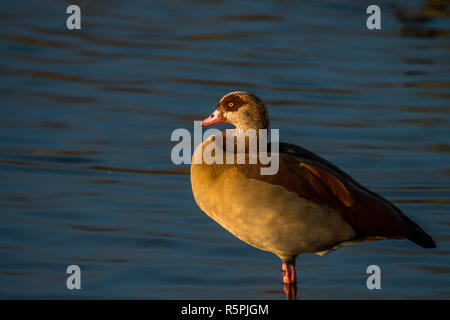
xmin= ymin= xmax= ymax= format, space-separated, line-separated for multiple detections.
xmin=266 ymin=142 xmax=436 ymax=248
xmin=300 ymin=162 xmax=354 ymax=207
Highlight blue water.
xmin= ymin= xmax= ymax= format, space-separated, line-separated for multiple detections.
xmin=0 ymin=0 xmax=449 ymax=299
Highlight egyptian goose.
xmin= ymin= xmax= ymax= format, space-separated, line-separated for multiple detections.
xmin=190 ymin=91 xmax=436 ymax=288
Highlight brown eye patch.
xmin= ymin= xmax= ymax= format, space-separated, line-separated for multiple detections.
xmin=221 ymin=94 xmax=244 ymax=111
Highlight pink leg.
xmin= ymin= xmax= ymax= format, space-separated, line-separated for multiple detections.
xmin=283 ymin=283 xmax=297 ymax=300
xmin=282 ymin=262 xmax=297 ymax=284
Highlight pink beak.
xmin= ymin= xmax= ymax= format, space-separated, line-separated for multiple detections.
xmin=201 ymin=109 xmax=224 ymax=127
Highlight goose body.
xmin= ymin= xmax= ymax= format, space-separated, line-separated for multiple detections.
xmin=191 ymin=138 xmax=357 ymax=259
xmin=190 ymin=91 xmax=436 ymax=286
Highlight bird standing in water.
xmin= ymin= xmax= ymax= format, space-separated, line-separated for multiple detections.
xmin=190 ymin=91 xmax=436 ymax=299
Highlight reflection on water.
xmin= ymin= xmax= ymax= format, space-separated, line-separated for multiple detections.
xmin=0 ymin=0 xmax=449 ymax=299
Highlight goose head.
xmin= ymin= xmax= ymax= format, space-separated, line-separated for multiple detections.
xmin=201 ymin=91 xmax=269 ymax=130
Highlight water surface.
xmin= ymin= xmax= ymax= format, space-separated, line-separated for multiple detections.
xmin=0 ymin=0 xmax=449 ymax=299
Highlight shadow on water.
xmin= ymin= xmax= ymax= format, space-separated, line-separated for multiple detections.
xmin=0 ymin=0 xmax=449 ymax=299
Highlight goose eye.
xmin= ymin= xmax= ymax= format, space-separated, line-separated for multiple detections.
xmin=228 ymin=102 xmax=234 ymax=108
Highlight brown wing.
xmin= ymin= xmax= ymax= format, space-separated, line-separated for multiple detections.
xmin=214 ymin=136 xmax=435 ymax=247
xmin=297 ymin=157 xmax=411 ymax=236
xmin=253 ymin=142 xmax=436 ymax=247
xmin=300 ymin=162 xmax=354 ymax=207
